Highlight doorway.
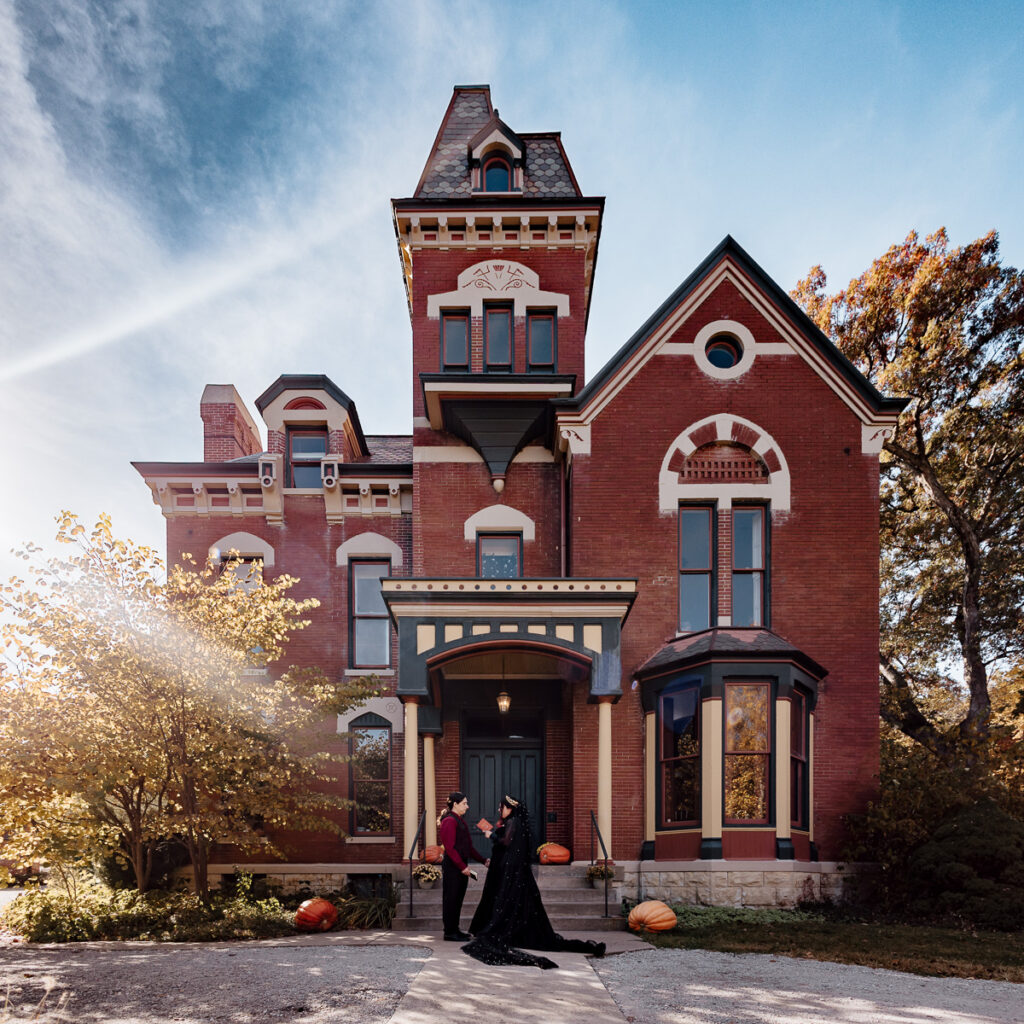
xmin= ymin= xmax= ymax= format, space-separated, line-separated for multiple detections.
xmin=462 ymin=710 xmax=544 ymax=860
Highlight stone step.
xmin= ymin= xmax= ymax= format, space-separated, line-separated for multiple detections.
xmin=391 ymin=913 xmax=627 ymax=932
xmin=395 ymin=895 xmax=617 ymax=918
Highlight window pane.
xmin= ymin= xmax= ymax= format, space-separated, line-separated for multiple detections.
xmin=528 ymin=316 xmax=553 ymax=365
xmin=444 ymin=316 xmax=468 ymax=366
xmin=790 ymin=760 xmax=803 ymax=824
xmin=724 ymin=754 xmax=768 ymax=820
xmin=790 ymin=691 xmax=805 ymax=757
xmin=480 ymin=536 xmax=519 ymax=578
xmin=485 ymin=160 xmax=510 ymax=191
xmin=733 ymin=509 xmax=763 ymax=568
xmin=487 ymin=309 xmax=511 ymax=366
xmin=354 ymin=617 xmax=389 ymax=666
xmin=662 ymin=688 xmax=699 ymax=758
xmin=680 ymin=509 xmax=711 ymax=569
xmin=352 ymin=563 xmax=387 ymax=614
xmin=355 ymin=780 xmax=390 ymax=833
xmin=352 ymin=728 xmax=389 ymax=780
xmin=664 ymin=759 xmax=700 ymax=823
xmin=291 ymin=463 xmax=322 ymax=488
xmin=732 ymin=572 xmax=762 ymax=626
xmin=679 ymin=573 xmax=710 ymax=632
xmin=291 ymin=434 xmax=327 ymax=456
xmin=726 ymin=684 xmax=769 ymax=753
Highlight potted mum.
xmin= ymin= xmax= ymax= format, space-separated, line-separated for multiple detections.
xmin=585 ymin=863 xmax=614 ymax=887
xmin=413 ymin=863 xmax=441 ymax=889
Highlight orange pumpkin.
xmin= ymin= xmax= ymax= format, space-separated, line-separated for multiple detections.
xmin=423 ymin=845 xmax=444 ymax=864
xmin=294 ymin=897 xmax=339 ymax=932
xmin=538 ymin=843 xmax=571 ymax=864
xmin=628 ymin=899 xmax=677 ymax=933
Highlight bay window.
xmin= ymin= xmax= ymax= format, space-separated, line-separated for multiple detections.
xmin=724 ymin=682 xmax=771 ymax=824
xmin=660 ymin=683 xmax=700 ymax=826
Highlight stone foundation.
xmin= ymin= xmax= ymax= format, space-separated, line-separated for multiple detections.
xmin=180 ymin=863 xmax=407 ymax=895
xmin=617 ymin=860 xmax=853 ymax=907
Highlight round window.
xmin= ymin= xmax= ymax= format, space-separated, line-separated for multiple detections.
xmin=705 ymin=334 xmax=743 ymax=369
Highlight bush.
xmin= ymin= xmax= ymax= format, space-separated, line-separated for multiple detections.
xmin=907 ymin=801 xmax=1024 ymax=931
xmin=4 ymin=878 xmax=294 ymax=943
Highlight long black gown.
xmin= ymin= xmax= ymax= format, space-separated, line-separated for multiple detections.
xmin=463 ymin=805 xmax=606 ymax=970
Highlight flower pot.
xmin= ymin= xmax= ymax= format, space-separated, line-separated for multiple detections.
xmin=417 ymin=879 xmax=436 ymax=890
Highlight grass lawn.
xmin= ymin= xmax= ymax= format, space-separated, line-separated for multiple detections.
xmin=643 ymin=915 xmax=1024 ymax=982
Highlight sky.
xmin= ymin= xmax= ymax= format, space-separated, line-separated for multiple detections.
xmin=1 ymin=0 xmax=1021 ymax=578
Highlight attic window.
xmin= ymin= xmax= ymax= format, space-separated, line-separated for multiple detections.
xmin=705 ymin=334 xmax=743 ymax=369
xmin=483 ymin=155 xmax=511 ymax=192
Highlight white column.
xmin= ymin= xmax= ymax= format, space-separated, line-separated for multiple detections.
xmin=402 ymin=699 xmax=419 ymax=860
xmin=423 ymin=733 xmax=437 ymax=847
xmin=597 ymin=697 xmax=613 ymax=858
xmin=644 ymin=711 xmax=656 ymax=843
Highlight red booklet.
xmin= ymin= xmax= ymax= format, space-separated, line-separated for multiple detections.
xmin=476 ymin=817 xmax=493 ymax=833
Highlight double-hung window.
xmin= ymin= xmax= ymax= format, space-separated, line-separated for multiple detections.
xmin=287 ymin=428 xmax=327 ymax=488
xmin=349 ymin=713 xmax=392 ymax=834
xmin=660 ymin=683 xmax=701 ymax=827
xmin=350 ymin=560 xmax=390 ymax=668
xmin=790 ymin=688 xmax=808 ymax=829
xmin=441 ymin=311 xmax=469 ymax=370
xmin=484 ymin=304 xmax=513 ymax=370
xmin=724 ymin=682 xmax=771 ymax=824
xmin=732 ymin=507 xmax=766 ymax=626
xmin=679 ymin=506 xmax=714 ymax=632
xmin=526 ymin=311 xmax=556 ymax=371
xmin=477 ymin=533 xmax=521 ymax=578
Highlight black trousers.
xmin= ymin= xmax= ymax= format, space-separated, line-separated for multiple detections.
xmin=441 ymin=859 xmax=468 ymax=934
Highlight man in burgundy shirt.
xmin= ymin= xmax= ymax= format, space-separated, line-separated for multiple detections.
xmin=438 ymin=791 xmax=489 ymax=940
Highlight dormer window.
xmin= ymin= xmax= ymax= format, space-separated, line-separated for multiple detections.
xmin=483 ymin=155 xmax=511 ymax=192
xmin=287 ymin=427 xmax=327 ymax=487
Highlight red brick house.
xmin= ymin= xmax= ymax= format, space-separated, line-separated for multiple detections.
xmin=134 ymin=85 xmax=905 ymax=904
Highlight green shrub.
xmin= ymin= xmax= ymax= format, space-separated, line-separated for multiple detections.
xmin=907 ymin=801 xmax=1024 ymax=931
xmin=4 ymin=880 xmax=295 ymax=943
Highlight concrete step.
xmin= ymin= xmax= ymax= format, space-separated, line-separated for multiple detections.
xmin=396 ymin=895 xmax=616 ymax=918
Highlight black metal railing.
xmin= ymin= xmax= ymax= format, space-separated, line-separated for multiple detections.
xmin=589 ymin=809 xmax=612 ymax=917
xmin=406 ymin=810 xmax=427 ymax=918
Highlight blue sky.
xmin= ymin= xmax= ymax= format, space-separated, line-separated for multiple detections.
xmin=1 ymin=0 xmax=1021 ymax=574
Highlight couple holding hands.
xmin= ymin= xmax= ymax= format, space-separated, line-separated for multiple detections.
xmin=437 ymin=791 xmax=606 ymax=970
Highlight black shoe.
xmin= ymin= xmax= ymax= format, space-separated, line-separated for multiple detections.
xmin=443 ymin=931 xmax=472 ymax=941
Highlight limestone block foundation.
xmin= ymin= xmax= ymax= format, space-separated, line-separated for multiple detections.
xmin=620 ymin=860 xmax=854 ymax=908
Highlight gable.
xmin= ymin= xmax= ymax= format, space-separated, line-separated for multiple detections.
xmin=554 ymin=237 xmax=907 ymax=456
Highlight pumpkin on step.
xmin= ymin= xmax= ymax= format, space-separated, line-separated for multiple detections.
xmin=294 ymin=897 xmax=339 ymax=932
xmin=628 ymin=899 xmax=677 ymax=933
xmin=537 ymin=842 xmax=571 ymax=864
xmin=422 ymin=845 xmax=444 ymax=864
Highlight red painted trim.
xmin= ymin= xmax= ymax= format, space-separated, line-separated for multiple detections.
xmin=722 ymin=830 xmax=775 ymax=859
xmin=654 ymin=830 xmax=702 ymax=859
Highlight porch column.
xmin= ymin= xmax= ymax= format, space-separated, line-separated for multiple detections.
xmin=644 ymin=711 xmax=656 ymax=844
xmin=402 ymin=699 xmax=419 ymax=860
xmin=597 ymin=696 xmax=613 ymax=858
xmin=775 ymin=696 xmax=793 ymax=858
xmin=423 ymin=733 xmax=437 ymax=847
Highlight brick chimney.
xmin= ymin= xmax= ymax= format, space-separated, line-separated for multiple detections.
xmin=200 ymin=385 xmax=262 ymax=461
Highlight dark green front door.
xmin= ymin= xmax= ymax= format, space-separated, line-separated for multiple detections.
xmin=463 ymin=743 xmax=543 ymax=861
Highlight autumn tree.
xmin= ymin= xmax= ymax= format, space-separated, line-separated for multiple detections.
xmin=793 ymin=230 xmax=1024 ymax=759
xmin=0 ymin=514 xmax=376 ymax=894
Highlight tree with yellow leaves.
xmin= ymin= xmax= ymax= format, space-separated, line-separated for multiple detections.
xmin=0 ymin=514 xmax=376 ymax=895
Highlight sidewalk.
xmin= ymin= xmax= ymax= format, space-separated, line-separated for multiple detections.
xmin=386 ymin=931 xmax=643 ymax=1024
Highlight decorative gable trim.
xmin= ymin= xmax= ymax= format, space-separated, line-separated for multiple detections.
xmin=658 ymin=415 xmax=792 ymax=512
xmin=426 ymin=260 xmax=570 ymax=318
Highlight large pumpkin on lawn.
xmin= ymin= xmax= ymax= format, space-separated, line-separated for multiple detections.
xmin=295 ymin=898 xmax=338 ymax=932
xmin=628 ymin=900 xmax=677 ymax=933
xmin=538 ymin=843 xmax=571 ymax=864
xmin=423 ymin=845 xmax=444 ymax=864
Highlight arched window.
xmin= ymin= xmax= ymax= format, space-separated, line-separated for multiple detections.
xmin=483 ymin=155 xmax=511 ymax=192
xmin=349 ymin=712 xmax=392 ymax=834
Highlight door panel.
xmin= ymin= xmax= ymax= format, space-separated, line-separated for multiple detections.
xmin=464 ymin=747 xmax=543 ymax=860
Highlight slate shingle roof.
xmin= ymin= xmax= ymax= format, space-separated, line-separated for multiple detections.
xmin=635 ymin=628 xmax=827 ymax=679
xmin=415 ymin=86 xmax=581 ymax=200
xmin=361 ymin=435 xmax=413 ymax=465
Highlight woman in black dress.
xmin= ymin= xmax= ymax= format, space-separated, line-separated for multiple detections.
xmin=463 ymin=795 xmax=605 ymax=969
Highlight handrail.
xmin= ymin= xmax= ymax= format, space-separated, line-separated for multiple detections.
xmin=406 ymin=810 xmax=427 ymax=918
xmin=589 ymin=809 xmax=612 ymax=918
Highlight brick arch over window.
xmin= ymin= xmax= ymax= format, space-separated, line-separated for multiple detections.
xmin=658 ymin=415 xmax=791 ymax=511
xmin=208 ymin=531 xmax=275 ymax=567
xmin=335 ymin=532 xmax=404 ymax=568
